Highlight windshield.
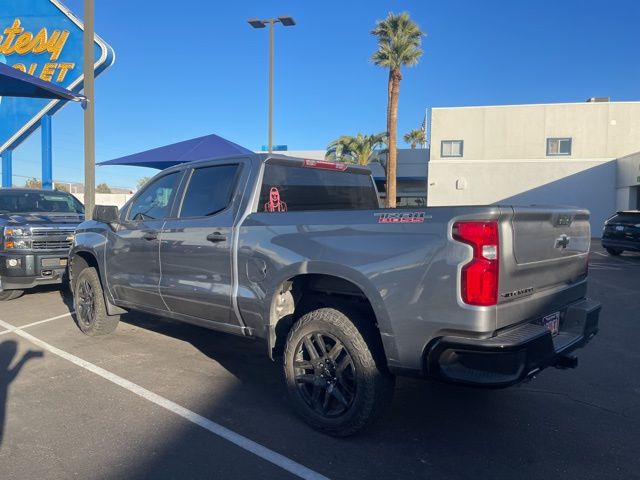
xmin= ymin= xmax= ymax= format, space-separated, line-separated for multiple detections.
xmin=0 ymin=191 xmax=84 ymax=214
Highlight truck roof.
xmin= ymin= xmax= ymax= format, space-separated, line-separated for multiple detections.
xmin=159 ymin=153 xmax=374 ymax=176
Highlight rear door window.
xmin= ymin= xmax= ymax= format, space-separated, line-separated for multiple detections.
xmin=179 ymin=164 xmax=240 ymax=218
xmin=259 ymin=164 xmax=379 ymax=212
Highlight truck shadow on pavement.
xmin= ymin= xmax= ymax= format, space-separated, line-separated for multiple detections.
xmin=116 ymin=311 xmax=519 ymax=479
xmin=0 ymin=340 xmax=43 ymax=447
xmin=70 ymin=302 xmax=638 ymax=480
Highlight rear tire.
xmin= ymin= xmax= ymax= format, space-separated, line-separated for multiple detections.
xmin=0 ymin=289 xmax=24 ymax=301
xmin=605 ymin=247 xmax=623 ymax=256
xmin=73 ymin=267 xmax=120 ymax=336
xmin=283 ymin=307 xmax=395 ymax=437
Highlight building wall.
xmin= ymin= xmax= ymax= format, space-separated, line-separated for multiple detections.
xmin=73 ymin=193 xmax=133 ymax=210
xmin=615 ymin=151 xmax=640 ymax=210
xmin=430 ymin=102 xmax=640 ymax=161
xmin=427 ymin=159 xmax=617 ymax=230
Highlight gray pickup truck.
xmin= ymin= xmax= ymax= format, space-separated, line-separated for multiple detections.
xmin=0 ymin=188 xmax=84 ymax=301
xmin=69 ymin=154 xmax=601 ymax=436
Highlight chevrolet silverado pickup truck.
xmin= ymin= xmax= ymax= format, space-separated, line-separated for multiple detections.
xmin=69 ymin=154 xmax=601 ymax=436
xmin=0 ymin=188 xmax=84 ymax=301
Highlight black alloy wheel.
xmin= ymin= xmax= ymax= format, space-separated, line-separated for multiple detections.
xmin=293 ymin=332 xmax=356 ymax=418
xmin=72 ymin=266 xmax=119 ymax=336
xmin=76 ymin=278 xmax=96 ymax=328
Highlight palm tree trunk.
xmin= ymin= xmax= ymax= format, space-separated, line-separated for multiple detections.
xmin=386 ymin=69 xmax=401 ymax=208
xmin=386 ymin=71 xmax=392 ymax=131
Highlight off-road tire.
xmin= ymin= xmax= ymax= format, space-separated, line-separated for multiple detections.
xmin=283 ymin=307 xmax=395 ymax=437
xmin=605 ymin=247 xmax=623 ymax=256
xmin=73 ymin=267 xmax=119 ymax=336
xmin=0 ymin=289 xmax=24 ymax=301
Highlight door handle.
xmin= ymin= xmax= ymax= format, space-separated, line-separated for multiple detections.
xmin=142 ymin=231 xmax=158 ymax=241
xmin=206 ymin=232 xmax=227 ymax=243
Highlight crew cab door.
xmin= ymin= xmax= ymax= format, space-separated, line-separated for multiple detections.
xmin=158 ymin=162 xmax=244 ymax=326
xmin=106 ymin=171 xmax=182 ymax=310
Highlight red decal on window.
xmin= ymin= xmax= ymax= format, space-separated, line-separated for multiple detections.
xmin=264 ymin=187 xmax=288 ymax=212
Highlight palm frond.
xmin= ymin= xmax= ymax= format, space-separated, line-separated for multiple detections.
xmin=371 ymin=12 xmax=425 ymax=69
xmin=325 ymin=132 xmax=388 ymax=166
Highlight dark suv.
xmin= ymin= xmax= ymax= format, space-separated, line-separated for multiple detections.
xmin=0 ymin=188 xmax=84 ymax=300
xmin=601 ymin=210 xmax=640 ymax=256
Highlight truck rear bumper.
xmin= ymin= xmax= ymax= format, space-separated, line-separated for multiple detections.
xmin=601 ymin=238 xmax=640 ymax=252
xmin=425 ymin=298 xmax=601 ymax=387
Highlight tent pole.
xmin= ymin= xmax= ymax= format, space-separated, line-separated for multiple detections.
xmin=41 ymin=115 xmax=53 ymax=190
xmin=83 ymin=0 xmax=96 ymax=219
xmin=1 ymin=149 xmax=12 ymax=188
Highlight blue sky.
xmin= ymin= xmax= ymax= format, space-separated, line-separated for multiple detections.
xmin=7 ymin=0 xmax=640 ymax=189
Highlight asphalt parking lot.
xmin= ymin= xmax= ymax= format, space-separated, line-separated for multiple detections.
xmin=0 ymin=244 xmax=638 ymax=480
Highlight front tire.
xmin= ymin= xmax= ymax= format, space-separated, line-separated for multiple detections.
xmin=73 ymin=267 xmax=119 ymax=336
xmin=283 ymin=307 xmax=395 ymax=437
xmin=0 ymin=289 xmax=24 ymax=301
xmin=605 ymin=247 xmax=623 ymax=256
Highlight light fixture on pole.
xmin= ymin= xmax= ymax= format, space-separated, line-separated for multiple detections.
xmin=247 ymin=16 xmax=296 ymax=154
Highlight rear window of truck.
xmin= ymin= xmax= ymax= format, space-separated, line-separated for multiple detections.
xmin=259 ymin=164 xmax=379 ymax=212
xmin=607 ymin=212 xmax=640 ymax=224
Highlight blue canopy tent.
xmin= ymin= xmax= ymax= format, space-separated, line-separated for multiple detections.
xmin=0 ymin=62 xmax=86 ymax=104
xmin=1 ymin=63 xmax=86 ymax=188
xmin=98 ymin=134 xmax=253 ymax=170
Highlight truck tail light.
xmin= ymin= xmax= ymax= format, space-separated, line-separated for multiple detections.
xmin=452 ymin=221 xmax=499 ymax=306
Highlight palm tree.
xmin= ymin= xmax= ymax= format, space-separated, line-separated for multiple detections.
xmin=325 ymin=133 xmax=387 ymax=166
xmin=372 ymin=12 xmax=424 ymax=207
xmin=403 ymin=128 xmax=426 ymax=149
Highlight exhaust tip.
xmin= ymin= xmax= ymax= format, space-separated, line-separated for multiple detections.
xmin=554 ymin=355 xmax=578 ymax=369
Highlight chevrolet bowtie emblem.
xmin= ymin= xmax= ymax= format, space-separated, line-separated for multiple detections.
xmin=555 ymin=234 xmax=570 ymax=249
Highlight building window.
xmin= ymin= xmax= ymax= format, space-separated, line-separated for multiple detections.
xmin=547 ymin=137 xmax=572 ymax=156
xmin=441 ymin=140 xmax=463 ymax=158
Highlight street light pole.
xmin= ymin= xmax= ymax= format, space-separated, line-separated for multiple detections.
xmin=268 ymin=19 xmax=274 ymax=154
xmin=83 ymin=0 xmax=95 ymax=219
xmin=248 ymin=16 xmax=296 ymax=155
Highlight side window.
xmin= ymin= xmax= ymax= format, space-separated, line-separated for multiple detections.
xmin=441 ymin=140 xmax=463 ymax=157
xmin=127 ymin=172 xmax=180 ymax=221
xmin=179 ymin=164 xmax=240 ymax=218
xmin=546 ymin=137 xmax=572 ymax=156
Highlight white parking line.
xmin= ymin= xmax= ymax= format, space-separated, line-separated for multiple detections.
xmin=0 ymin=311 xmax=73 ymax=337
xmin=0 ymin=317 xmax=328 ymax=480
xmin=593 ymin=251 xmax=640 ymax=266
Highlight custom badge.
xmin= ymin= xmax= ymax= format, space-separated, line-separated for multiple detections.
xmin=374 ymin=212 xmax=427 ymax=223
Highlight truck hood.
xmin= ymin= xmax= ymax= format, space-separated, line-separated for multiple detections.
xmin=0 ymin=213 xmax=85 ymax=226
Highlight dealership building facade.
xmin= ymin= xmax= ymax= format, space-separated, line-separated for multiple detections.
xmin=427 ymin=100 xmax=640 ymax=230
xmin=288 ymin=100 xmax=640 ymax=231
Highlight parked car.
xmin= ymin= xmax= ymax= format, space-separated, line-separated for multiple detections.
xmin=69 ymin=154 xmax=601 ymax=436
xmin=0 ymin=188 xmax=84 ymax=301
xmin=601 ymin=210 xmax=640 ymax=256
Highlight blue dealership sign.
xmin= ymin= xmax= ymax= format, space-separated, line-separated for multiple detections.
xmin=0 ymin=0 xmax=114 ymax=153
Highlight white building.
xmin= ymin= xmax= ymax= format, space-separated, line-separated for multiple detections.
xmin=427 ymin=99 xmax=640 ymax=230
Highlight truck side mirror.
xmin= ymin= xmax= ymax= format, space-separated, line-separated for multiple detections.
xmin=93 ymin=205 xmax=119 ymax=228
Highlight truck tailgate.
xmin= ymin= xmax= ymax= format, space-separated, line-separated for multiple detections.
xmin=496 ymin=206 xmax=590 ymax=329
